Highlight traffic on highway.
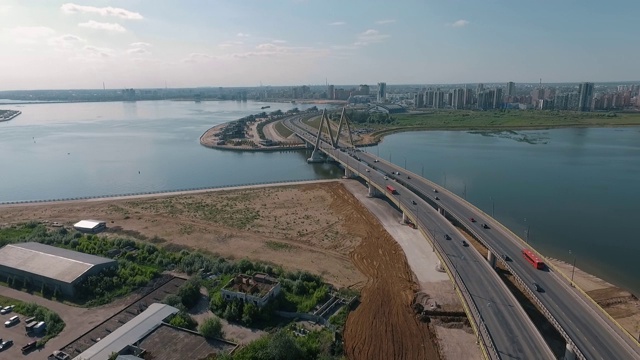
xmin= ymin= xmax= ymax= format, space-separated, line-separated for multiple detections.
xmin=285 ymin=114 xmax=640 ymax=360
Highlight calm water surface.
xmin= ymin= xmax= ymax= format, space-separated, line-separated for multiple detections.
xmin=1 ymin=101 xmax=639 ymax=295
xmin=0 ymin=100 xmax=339 ymax=201
xmin=373 ymin=128 xmax=640 ymax=295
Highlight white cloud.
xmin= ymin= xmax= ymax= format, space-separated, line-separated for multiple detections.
xmin=130 ymin=42 xmax=151 ymax=48
xmin=83 ymin=45 xmax=114 ymax=58
xmin=61 ymin=3 xmax=143 ymax=20
xmin=218 ymin=40 xmax=243 ymax=48
xmin=236 ymin=32 xmax=250 ymax=37
xmin=376 ymin=19 xmax=395 ymax=25
xmin=272 ymin=39 xmax=287 ymax=44
xmin=8 ymin=26 xmax=56 ymax=43
xmin=48 ymin=34 xmax=85 ymax=49
xmin=450 ymin=19 xmax=469 ymax=28
xmin=78 ymin=20 xmax=126 ymax=32
xmin=0 ymin=5 xmax=11 ymax=14
xmin=182 ymin=53 xmax=215 ymax=63
xmin=127 ymin=47 xmax=150 ymax=55
xmin=329 ymin=21 xmax=345 ymax=26
xmin=354 ymin=29 xmax=390 ymax=46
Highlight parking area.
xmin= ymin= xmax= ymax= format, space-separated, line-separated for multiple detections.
xmin=0 ymin=310 xmax=45 ymax=359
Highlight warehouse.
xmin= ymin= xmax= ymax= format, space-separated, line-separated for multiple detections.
xmin=0 ymin=242 xmax=116 ymax=297
xmin=73 ymin=219 xmax=107 ymax=233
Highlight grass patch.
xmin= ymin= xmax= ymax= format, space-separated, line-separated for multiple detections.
xmin=265 ymin=241 xmax=293 ymax=251
xmin=274 ymin=121 xmax=294 ymax=138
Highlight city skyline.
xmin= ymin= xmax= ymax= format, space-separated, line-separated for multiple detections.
xmin=1 ymin=0 xmax=640 ymax=90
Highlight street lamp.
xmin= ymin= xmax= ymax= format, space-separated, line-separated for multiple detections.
xmin=403 ymin=157 xmax=407 ymax=170
xmin=490 ymin=197 xmax=495 ymax=217
xmin=421 ymin=164 xmax=424 ymax=177
xmin=569 ymin=250 xmax=576 ymax=287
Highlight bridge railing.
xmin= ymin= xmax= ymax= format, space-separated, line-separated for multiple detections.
xmin=365 ymin=155 xmax=587 ymax=360
xmin=337 ymin=159 xmax=500 ymax=360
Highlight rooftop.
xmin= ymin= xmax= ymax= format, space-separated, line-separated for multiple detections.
xmin=223 ymin=273 xmax=279 ymax=298
xmin=74 ymin=303 xmax=179 ymax=360
xmin=0 ymin=242 xmax=116 ymax=284
xmin=73 ymin=220 xmax=106 ymax=230
xmin=137 ymin=324 xmax=237 ymax=360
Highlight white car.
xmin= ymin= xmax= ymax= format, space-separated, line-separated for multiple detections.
xmin=0 ymin=306 xmax=13 ymax=315
xmin=384 ymin=176 xmax=388 ymax=180
xmin=4 ymin=316 xmax=18 ymax=327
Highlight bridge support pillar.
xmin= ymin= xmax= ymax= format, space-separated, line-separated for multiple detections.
xmin=438 ymin=207 xmax=445 ymax=216
xmin=563 ymin=344 xmax=576 ymax=360
xmin=367 ymin=183 xmax=380 ymax=198
xmin=307 ymin=149 xmax=324 ymax=163
xmin=343 ymin=166 xmax=354 ymax=178
xmin=401 ymin=212 xmax=407 ymax=224
xmin=487 ymin=250 xmax=496 ymax=269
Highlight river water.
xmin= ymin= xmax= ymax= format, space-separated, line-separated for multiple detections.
xmin=1 ymin=100 xmax=639 ymax=295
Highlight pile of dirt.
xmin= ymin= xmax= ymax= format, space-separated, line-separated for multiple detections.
xmin=341 ymin=192 xmax=440 ymax=360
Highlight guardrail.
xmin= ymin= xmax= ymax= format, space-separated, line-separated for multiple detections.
xmin=286 ymin=117 xmax=502 ymax=359
xmin=368 ymin=155 xmax=587 ymax=360
xmin=333 ymin=152 xmax=499 ymax=360
xmin=0 ymin=178 xmax=338 ymax=205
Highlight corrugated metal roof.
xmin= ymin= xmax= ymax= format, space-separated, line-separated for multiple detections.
xmin=74 ymin=220 xmax=105 ymax=230
xmin=0 ymin=242 xmax=116 ymax=284
xmin=74 ymin=304 xmax=179 ymax=360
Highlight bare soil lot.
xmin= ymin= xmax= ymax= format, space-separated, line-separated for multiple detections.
xmin=0 ymin=181 xmax=440 ymax=360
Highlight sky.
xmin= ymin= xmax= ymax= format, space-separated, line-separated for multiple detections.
xmin=1 ymin=0 xmax=639 ymax=90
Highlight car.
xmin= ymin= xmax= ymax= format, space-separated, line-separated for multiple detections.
xmin=411 ymin=200 xmax=417 ymax=205
xmin=0 ymin=305 xmax=13 ymax=315
xmin=433 ymin=189 xmax=438 ymax=193
xmin=0 ymin=339 xmax=13 ymax=350
xmin=4 ymin=315 xmax=18 ymax=327
xmin=384 ymin=176 xmax=388 ymax=180
xmin=444 ymin=234 xmax=451 ymax=240
xmin=482 ymin=223 xmax=490 ymax=229
xmin=407 ymin=176 xmax=411 ymax=179
xmin=374 ymin=159 xmax=379 ymax=162
xmin=21 ymin=340 xmax=37 ymax=354
xmin=365 ymin=169 xmax=370 ymax=172
xmin=502 ymin=254 xmax=511 ymax=261
xmin=470 ymin=217 xmax=477 ymax=222
xmin=532 ymin=282 xmax=542 ymax=292
xmin=435 ymin=196 xmax=440 ymax=200
xmin=461 ymin=240 xmax=469 ymax=247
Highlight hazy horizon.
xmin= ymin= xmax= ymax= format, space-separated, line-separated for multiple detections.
xmin=1 ymin=0 xmax=639 ymax=91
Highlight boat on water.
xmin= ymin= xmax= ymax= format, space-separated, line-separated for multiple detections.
xmin=261 ymin=105 xmax=271 ymax=109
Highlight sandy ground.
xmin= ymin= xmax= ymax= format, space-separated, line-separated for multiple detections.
xmin=0 ymin=180 xmax=441 ymax=360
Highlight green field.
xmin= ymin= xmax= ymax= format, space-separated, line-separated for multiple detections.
xmin=366 ymin=110 xmax=640 ymax=142
xmin=274 ymin=121 xmax=294 ymax=138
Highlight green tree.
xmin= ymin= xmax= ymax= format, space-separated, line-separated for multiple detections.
xmin=178 ymin=277 xmax=202 ymax=309
xmin=169 ymin=312 xmax=198 ymax=331
xmin=241 ymin=302 xmax=259 ymax=325
xmin=199 ymin=316 xmax=224 ymax=339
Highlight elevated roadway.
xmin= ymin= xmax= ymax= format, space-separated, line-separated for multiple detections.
xmin=285 ymin=115 xmax=640 ymax=360
xmin=284 ymin=116 xmax=553 ymax=360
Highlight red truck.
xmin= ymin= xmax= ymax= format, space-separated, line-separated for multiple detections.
xmin=386 ymin=185 xmax=397 ymax=194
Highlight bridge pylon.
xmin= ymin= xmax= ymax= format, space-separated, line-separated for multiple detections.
xmin=307 ymin=107 xmax=356 ymax=163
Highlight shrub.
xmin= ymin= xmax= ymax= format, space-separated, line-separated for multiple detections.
xmin=199 ymin=316 xmax=223 ymax=339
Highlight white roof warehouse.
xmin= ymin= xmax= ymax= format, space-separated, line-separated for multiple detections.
xmin=73 ymin=220 xmax=107 ymax=233
xmin=0 ymin=242 xmax=116 ymax=297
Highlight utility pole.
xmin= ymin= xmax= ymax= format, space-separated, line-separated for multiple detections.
xmin=421 ymin=165 xmax=424 ymax=177
xmin=570 ymin=250 xmax=576 ymax=287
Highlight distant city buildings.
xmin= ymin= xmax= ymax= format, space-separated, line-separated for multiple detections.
xmin=578 ymin=82 xmax=594 ymax=111
xmin=377 ymin=82 xmax=387 ymax=103
xmin=506 ymin=82 xmax=516 ymax=96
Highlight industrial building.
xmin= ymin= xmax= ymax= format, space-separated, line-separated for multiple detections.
xmin=73 ymin=304 xmax=179 ymax=360
xmin=221 ymin=273 xmax=281 ymax=308
xmin=0 ymin=242 xmax=116 ymax=297
xmin=73 ymin=219 xmax=107 ymax=233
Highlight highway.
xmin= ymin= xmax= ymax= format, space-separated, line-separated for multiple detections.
xmin=285 ymin=115 xmax=640 ymax=360
xmin=284 ymin=116 xmax=554 ymax=360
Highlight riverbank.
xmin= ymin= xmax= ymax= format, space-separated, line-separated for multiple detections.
xmin=199 ymin=121 xmax=306 ymax=152
xmin=0 ymin=109 xmax=21 ymax=122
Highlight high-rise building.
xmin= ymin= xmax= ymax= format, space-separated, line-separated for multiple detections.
xmin=452 ymin=88 xmax=464 ymax=109
xmin=424 ymin=89 xmax=435 ymax=107
xmin=476 ymin=83 xmax=484 ymax=96
xmin=327 ymin=85 xmax=334 ymax=100
xmin=578 ymin=82 xmax=594 ymax=111
xmin=506 ymin=82 xmax=516 ymax=96
xmin=434 ymin=88 xmax=444 ymax=109
xmin=493 ymin=88 xmax=503 ymax=109
xmin=358 ymin=84 xmax=370 ymax=95
xmin=377 ymin=82 xmax=386 ymax=103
